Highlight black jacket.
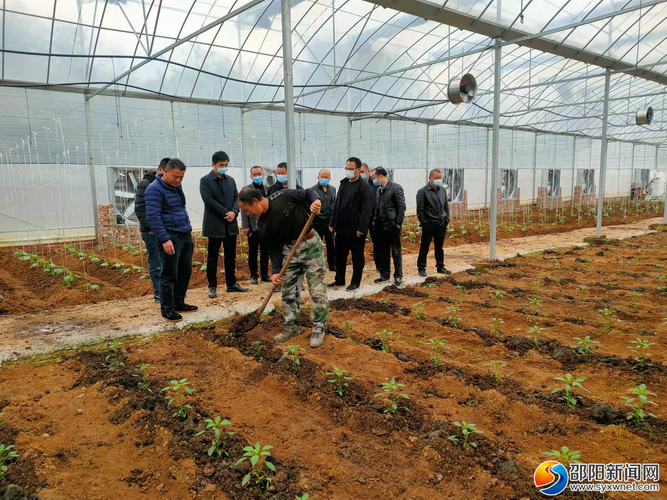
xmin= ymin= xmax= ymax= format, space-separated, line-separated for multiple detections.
xmin=200 ymin=171 xmax=240 ymax=239
xmin=329 ymin=178 xmax=374 ymax=235
xmin=311 ymin=183 xmax=336 ymax=227
xmin=267 ymin=181 xmax=302 ymax=196
xmin=134 ymin=171 xmax=156 ymax=233
xmin=373 ymin=181 xmax=406 ymax=232
xmin=416 ymin=183 xmax=449 ymax=227
xmin=241 ymin=182 xmax=267 ymax=233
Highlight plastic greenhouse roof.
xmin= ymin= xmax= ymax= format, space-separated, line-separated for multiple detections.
xmin=0 ymin=0 xmax=666 ymax=144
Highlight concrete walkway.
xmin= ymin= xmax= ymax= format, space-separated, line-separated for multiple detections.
xmin=0 ymin=217 xmax=660 ymax=363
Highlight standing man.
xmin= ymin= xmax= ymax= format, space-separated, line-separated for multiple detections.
xmin=373 ymin=167 xmax=406 ymax=286
xmin=311 ymin=169 xmax=336 ymax=272
xmin=237 ymin=187 xmax=328 ymax=348
xmin=200 ymin=151 xmax=249 ymax=298
xmin=368 ymin=166 xmax=381 ymax=272
xmin=241 ymin=166 xmax=271 ymax=284
xmin=328 ymin=157 xmax=374 ymax=291
xmin=416 ymin=169 xmax=450 ymax=277
xmin=268 ymin=162 xmax=302 ymax=195
xmin=135 ymin=157 xmax=169 ymax=302
xmin=360 ymin=163 xmax=371 ymax=182
xmin=145 ymin=159 xmax=197 ymax=321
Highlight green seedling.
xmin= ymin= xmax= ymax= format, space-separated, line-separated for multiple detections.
xmin=490 ymin=318 xmax=504 ymax=337
xmin=83 ymin=282 xmax=100 ymax=293
xmin=376 ymin=330 xmax=396 ymax=352
xmin=414 ymin=302 xmax=427 ymax=321
xmin=628 ymin=291 xmax=641 ymax=310
xmin=103 ymin=340 xmax=126 ymax=369
xmin=196 ymin=416 xmax=234 ymax=457
xmin=281 ymin=345 xmax=305 ymax=372
xmin=571 ymin=336 xmax=599 ymax=355
xmin=576 ymin=285 xmax=587 ymax=301
xmin=542 ymin=446 xmax=581 ymax=466
xmin=486 ymin=360 xmax=507 ymax=383
xmin=341 ymin=320 xmax=353 ymax=338
xmin=161 ymin=379 xmax=195 ymax=418
xmin=425 ymin=338 xmax=450 ymax=367
xmin=527 ymin=297 xmax=542 ymax=316
xmin=447 ymin=421 xmax=483 ymax=449
xmin=296 ymin=495 xmax=309 ymax=500
xmin=628 ymin=338 xmax=654 ymax=370
xmin=454 ymin=285 xmax=464 ymax=304
xmin=620 ymin=384 xmax=657 ymax=427
xmin=250 ymin=340 xmax=263 ymax=361
xmin=236 ymin=442 xmax=275 ymax=490
xmin=597 ymin=308 xmax=615 ymax=332
xmin=491 ymin=290 xmax=504 ymax=308
xmin=424 ymin=283 xmax=436 ymax=289
xmin=447 ymin=306 xmax=461 ymax=328
xmin=0 ymin=444 xmax=18 ymax=480
xmin=0 ymin=413 xmax=6 ymax=425
xmin=327 ymin=367 xmax=351 ymax=397
xmin=374 ymin=378 xmax=409 ymax=415
xmin=528 ymin=326 xmax=544 ymax=347
xmin=552 ymin=373 xmax=588 ymax=408
xmin=133 ymin=363 xmax=155 ymax=392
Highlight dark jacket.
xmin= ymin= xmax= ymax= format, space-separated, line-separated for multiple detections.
xmin=311 ymin=183 xmax=336 ymax=228
xmin=416 ymin=183 xmax=449 ymax=227
xmin=134 ymin=171 xmax=156 ymax=233
xmin=368 ymin=177 xmax=379 ymax=232
xmin=329 ymin=177 xmax=374 ymax=235
xmin=145 ymin=174 xmax=192 ymax=244
xmin=267 ymin=181 xmax=302 ymax=196
xmin=200 ymin=170 xmax=240 ymax=239
xmin=373 ymin=181 xmax=406 ymax=232
xmin=241 ymin=182 xmax=267 ymax=233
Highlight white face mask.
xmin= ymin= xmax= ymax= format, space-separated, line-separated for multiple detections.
xmin=345 ymin=170 xmax=355 ymax=179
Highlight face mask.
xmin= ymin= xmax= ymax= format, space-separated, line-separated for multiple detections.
xmin=277 ymin=175 xmax=288 ymax=183
xmin=433 ymin=179 xmax=443 ymax=187
xmin=319 ymin=178 xmax=329 ymax=186
xmin=360 ymin=173 xmax=367 ymax=180
xmin=373 ymin=179 xmax=381 ymax=186
xmin=252 ymin=176 xmax=264 ymax=184
xmin=217 ymin=167 xmax=228 ymax=175
xmin=345 ymin=170 xmax=355 ymax=180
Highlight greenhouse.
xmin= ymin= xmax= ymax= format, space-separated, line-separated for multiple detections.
xmin=0 ymin=0 xmax=666 ymax=499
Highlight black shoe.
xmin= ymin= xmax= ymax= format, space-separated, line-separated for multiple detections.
xmin=395 ymin=278 xmax=402 ymax=287
xmin=374 ymin=276 xmax=390 ymax=284
xmin=153 ymin=293 xmax=160 ymax=303
xmin=346 ymin=283 xmax=360 ymax=291
xmin=329 ymin=281 xmax=344 ymax=287
xmin=437 ymin=268 xmax=451 ymax=275
xmin=250 ymin=276 xmax=259 ymax=285
xmin=418 ymin=269 xmax=427 ymax=278
xmin=175 ymin=303 xmax=198 ymax=312
xmin=261 ymin=275 xmax=272 ymax=283
xmin=227 ymin=283 xmax=249 ymax=293
xmin=162 ymin=311 xmax=183 ymax=322
xmin=208 ymin=287 xmax=217 ymax=299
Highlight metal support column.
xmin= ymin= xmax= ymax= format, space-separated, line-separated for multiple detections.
xmin=425 ymin=123 xmax=430 ymax=184
xmin=170 ymin=101 xmax=179 ymax=158
xmin=531 ymin=133 xmax=538 ymax=204
xmin=630 ymin=143 xmax=636 ymax=194
xmin=489 ymin=39 xmax=501 ymax=261
xmin=571 ymin=137 xmax=577 ymax=201
xmin=596 ymin=67 xmax=611 ymax=238
xmin=84 ymin=98 xmax=99 ymax=239
xmin=281 ymin=0 xmax=297 ymax=189
xmin=484 ymin=128 xmax=490 ymax=208
xmin=240 ymin=110 xmax=247 ymax=169
xmin=347 ymin=118 xmax=352 ymax=158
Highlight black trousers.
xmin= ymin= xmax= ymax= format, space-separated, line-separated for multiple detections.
xmin=334 ymin=231 xmax=366 ymax=285
xmin=248 ymin=231 xmax=269 ymax=279
xmin=313 ymin=222 xmax=336 ymax=272
xmin=369 ymin=224 xmax=380 ymax=271
xmin=207 ymin=235 xmax=237 ymax=288
xmin=377 ymin=226 xmax=403 ymax=280
xmin=417 ymin=222 xmax=447 ymax=271
xmin=158 ymin=231 xmax=194 ymax=314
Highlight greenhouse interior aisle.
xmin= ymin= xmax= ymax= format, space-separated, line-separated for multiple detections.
xmin=0 ymin=217 xmax=660 ymax=364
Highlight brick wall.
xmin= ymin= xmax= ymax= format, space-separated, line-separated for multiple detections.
xmin=496 ymin=188 xmax=521 ymax=213
xmin=449 ymin=190 xmax=468 ymax=218
xmin=97 ymin=204 xmax=141 ymax=248
xmin=537 ymin=187 xmax=563 ymax=211
xmin=572 ymin=185 xmax=596 ymax=206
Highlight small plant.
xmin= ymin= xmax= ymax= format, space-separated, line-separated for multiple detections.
xmin=161 ymin=379 xmax=195 ymax=418
xmin=236 ymin=442 xmax=275 ymax=490
xmin=341 ymin=320 xmax=353 ymax=338
xmin=0 ymin=444 xmax=18 ymax=480
xmin=425 ymin=338 xmax=450 ymax=367
xmin=528 ymin=325 xmax=545 ymax=347
xmin=103 ymin=340 xmax=126 ymax=369
xmin=447 ymin=421 xmax=483 ymax=449
xmin=413 ymin=302 xmax=427 ymax=321
xmin=327 ymin=367 xmax=351 ymax=397
xmin=628 ymin=338 xmax=654 ymax=370
xmin=491 ymin=290 xmax=504 ymax=308
xmin=447 ymin=306 xmax=461 ymax=328
xmin=571 ymin=336 xmax=599 ymax=355
xmin=489 ymin=318 xmax=504 ymax=337
xmin=628 ymin=291 xmax=640 ymax=310
xmin=527 ymin=297 xmax=542 ymax=315
xmin=374 ymin=378 xmax=409 ymax=415
xmin=196 ymin=416 xmax=234 ymax=457
xmin=542 ymin=446 xmax=581 ymax=466
xmin=454 ymin=285 xmax=464 ymax=304
xmin=133 ymin=363 xmax=155 ymax=392
xmin=620 ymin=384 xmax=657 ymax=427
xmin=250 ymin=340 xmax=263 ymax=361
xmin=296 ymin=495 xmax=309 ymax=500
xmin=576 ymin=285 xmax=587 ymax=301
xmin=83 ymin=282 xmax=100 ymax=293
xmin=598 ymin=308 xmax=615 ymax=332
xmin=376 ymin=329 xmax=396 ymax=352
xmin=486 ymin=360 xmax=507 ymax=383
xmin=281 ymin=345 xmax=305 ymax=372
xmin=552 ymin=373 xmax=588 ymax=408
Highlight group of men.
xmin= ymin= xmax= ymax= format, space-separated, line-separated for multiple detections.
xmin=134 ymin=152 xmax=451 ymax=349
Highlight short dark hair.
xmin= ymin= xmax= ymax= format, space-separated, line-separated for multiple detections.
xmin=374 ymin=167 xmax=388 ymax=177
xmin=239 ymin=187 xmax=264 ymax=205
xmin=360 ymin=162 xmax=369 ymax=170
xmin=165 ymin=159 xmax=186 ymax=171
xmin=429 ymin=169 xmax=442 ymax=178
xmin=347 ymin=157 xmax=361 ymax=169
xmin=277 ymin=162 xmax=287 ymax=170
xmin=250 ymin=165 xmax=263 ymax=175
xmin=318 ymin=169 xmax=330 ymax=176
xmin=212 ymin=151 xmax=230 ymax=164
xmin=158 ymin=157 xmax=171 ymax=170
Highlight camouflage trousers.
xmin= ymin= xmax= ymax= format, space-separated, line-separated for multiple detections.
xmin=281 ymin=233 xmax=329 ymax=335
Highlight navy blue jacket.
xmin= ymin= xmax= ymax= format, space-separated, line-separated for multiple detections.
xmin=144 ymin=174 xmax=192 ymax=244
xmin=200 ymin=170 xmax=239 ymax=239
